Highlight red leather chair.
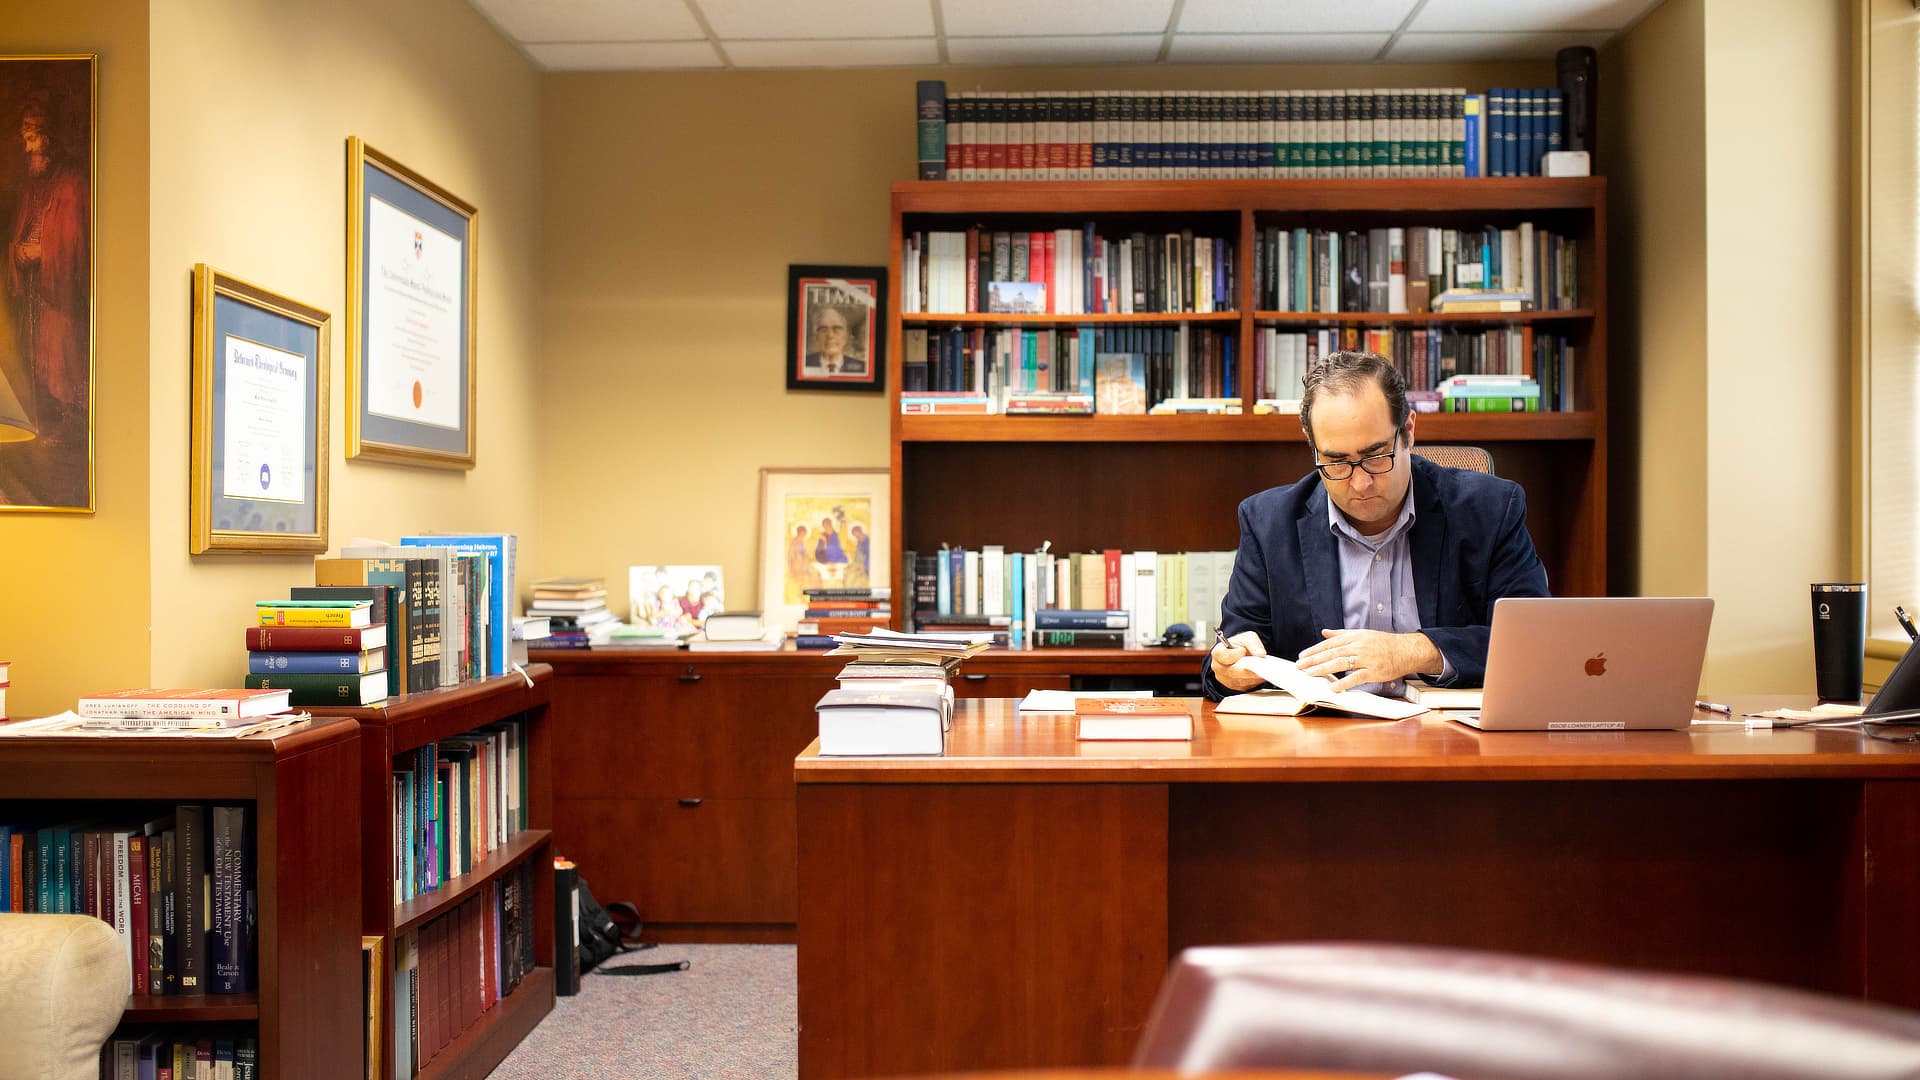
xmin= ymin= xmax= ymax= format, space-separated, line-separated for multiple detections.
xmin=1132 ymin=944 xmax=1920 ymax=1079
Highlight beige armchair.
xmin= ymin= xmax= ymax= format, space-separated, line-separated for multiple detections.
xmin=0 ymin=914 xmax=129 ymax=1080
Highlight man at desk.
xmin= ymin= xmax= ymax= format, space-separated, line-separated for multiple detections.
xmin=1203 ymin=351 xmax=1549 ymax=700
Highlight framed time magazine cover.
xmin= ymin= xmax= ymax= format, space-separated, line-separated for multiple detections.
xmin=758 ymin=467 xmax=889 ymax=630
xmin=785 ymin=264 xmax=885 ymax=393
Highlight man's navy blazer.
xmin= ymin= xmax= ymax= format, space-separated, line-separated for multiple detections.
xmin=1200 ymin=454 xmax=1549 ymax=700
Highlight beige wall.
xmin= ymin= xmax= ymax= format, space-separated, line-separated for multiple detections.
xmin=144 ymin=0 xmax=545 ymax=689
xmin=1609 ymin=0 xmax=1852 ymax=691
xmin=1700 ymin=0 xmax=1851 ymax=690
xmin=535 ymin=61 xmax=1552 ymax=619
xmin=0 ymin=3 xmax=151 ymax=718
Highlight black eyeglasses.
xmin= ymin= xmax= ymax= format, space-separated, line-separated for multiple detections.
xmin=1312 ymin=431 xmax=1403 ymax=482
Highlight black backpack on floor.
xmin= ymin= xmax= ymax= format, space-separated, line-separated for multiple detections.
xmin=577 ymin=878 xmax=689 ymax=977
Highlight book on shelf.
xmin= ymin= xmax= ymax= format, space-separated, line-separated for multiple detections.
xmin=702 ymin=611 xmax=767 ymax=643
xmin=1033 ymin=608 xmax=1130 ymax=630
xmin=528 ymin=576 xmax=605 ymax=599
xmin=293 ymin=583 xmax=400 ymax=697
xmin=409 ymin=532 xmax=518 ymax=680
xmin=687 ymin=629 xmax=784 ymax=652
xmin=247 ymin=648 xmax=386 ymax=675
xmin=815 ymin=687 xmax=949 ymax=756
xmin=1225 ymin=654 xmax=1427 ymax=721
xmin=244 ymin=670 xmax=389 ymax=707
xmin=593 ymin=624 xmax=688 ymax=650
xmin=1431 ymin=288 xmax=1533 ymax=313
xmin=1074 ymin=697 xmax=1193 ymax=740
xmin=1032 ymin=628 xmax=1130 ymax=648
xmin=916 ymin=79 xmax=946 ymax=181
xmin=76 ymin=687 xmax=292 ymax=720
xmin=244 ymin=623 xmax=389 ymax=652
xmin=256 ymin=600 xmax=372 ymax=627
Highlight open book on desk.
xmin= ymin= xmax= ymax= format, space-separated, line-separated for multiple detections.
xmin=1220 ymin=654 xmax=1427 ymax=721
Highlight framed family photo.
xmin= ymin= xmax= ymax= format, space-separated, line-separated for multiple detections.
xmin=0 ymin=54 xmax=95 ymax=512
xmin=189 ymin=265 xmax=330 ymax=554
xmin=785 ymin=264 xmax=885 ymax=393
xmin=758 ymin=467 xmax=890 ymax=630
xmin=346 ymin=137 xmax=477 ymax=468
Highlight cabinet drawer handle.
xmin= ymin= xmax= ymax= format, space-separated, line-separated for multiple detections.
xmin=678 ymin=797 xmax=703 ymax=808
xmin=678 ymin=666 xmax=702 ymax=683
xmin=963 ymin=673 xmax=988 ymax=681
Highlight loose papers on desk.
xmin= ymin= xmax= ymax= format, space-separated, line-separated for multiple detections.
xmin=1228 ymin=654 xmax=1427 ymax=721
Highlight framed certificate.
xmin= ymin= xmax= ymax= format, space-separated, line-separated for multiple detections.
xmin=189 ymin=265 xmax=329 ymax=554
xmin=345 ymin=137 xmax=477 ymax=468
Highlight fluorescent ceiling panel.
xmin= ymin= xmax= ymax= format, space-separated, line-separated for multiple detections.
xmin=527 ymin=41 xmax=724 ymax=70
xmin=946 ymin=35 xmax=1165 ymax=66
xmin=1409 ymin=0 xmax=1657 ymax=34
xmin=942 ymin=0 xmax=1175 ymax=38
xmin=1176 ymin=0 xmax=1419 ymax=35
xmin=472 ymin=0 xmax=703 ymax=42
xmin=724 ymin=38 xmax=942 ymax=68
xmin=695 ymin=0 xmax=934 ymax=40
xmin=1167 ymin=34 xmax=1388 ymax=64
xmin=1386 ymin=30 xmax=1613 ymax=61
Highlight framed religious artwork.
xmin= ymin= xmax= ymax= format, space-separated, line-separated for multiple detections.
xmin=345 ymin=137 xmax=477 ymax=468
xmin=758 ymin=467 xmax=890 ymax=630
xmin=785 ymin=264 xmax=886 ymax=393
xmin=0 ymin=54 xmax=95 ymax=512
xmin=189 ymin=265 xmax=330 ymax=555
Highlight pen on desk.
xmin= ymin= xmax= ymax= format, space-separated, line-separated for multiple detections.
xmin=1897 ymin=605 xmax=1919 ymax=643
xmin=1694 ymin=700 xmax=1732 ymax=715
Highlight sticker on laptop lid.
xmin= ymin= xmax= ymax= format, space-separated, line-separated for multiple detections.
xmin=1547 ymin=721 xmax=1627 ymax=730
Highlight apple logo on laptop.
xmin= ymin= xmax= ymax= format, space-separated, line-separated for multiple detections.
xmin=1585 ymin=653 xmax=1607 ymax=676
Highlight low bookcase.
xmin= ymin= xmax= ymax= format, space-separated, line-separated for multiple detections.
xmin=0 ymin=717 xmax=362 ymax=1080
xmin=316 ymin=667 xmax=554 ymax=1080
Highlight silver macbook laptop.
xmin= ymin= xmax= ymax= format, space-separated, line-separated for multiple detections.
xmin=1453 ymin=597 xmax=1714 ymax=731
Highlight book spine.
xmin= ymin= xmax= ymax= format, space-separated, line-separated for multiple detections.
xmin=244 ymin=625 xmax=378 ymax=650
xmin=255 ymin=607 xmax=363 ymax=627
xmin=1032 ymin=609 xmax=1131 ymax=630
xmin=1032 ymin=629 xmax=1130 ymax=647
xmin=76 ymin=699 xmax=240 ymax=719
xmin=175 ymin=806 xmax=206 ymax=992
xmin=128 ymin=833 xmax=147 ymax=993
xmin=146 ymin=835 xmax=165 ymax=994
xmin=244 ymin=672 xmax=384 ymax=705
xmin=210 ymin=806 xmax=248 ymax=993
xmin=247 ymin=651 xmax=370 ymax=674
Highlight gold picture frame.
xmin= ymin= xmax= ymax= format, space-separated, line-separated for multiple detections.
xmin=189 ymin=265 xmax=330 ymax=554
xmin=757 ymin=467 xmax=890 ymax=631
xmin=345 ymin=137 xmax=477 ymax=468
xmin=0 ymin=54 xmax=96 ymax=512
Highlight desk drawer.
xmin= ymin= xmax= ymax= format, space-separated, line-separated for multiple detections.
xmin=554 ymin=795 xmax=795 ymax=924
xmin=552 ymin=672 xmax=822 ymax=799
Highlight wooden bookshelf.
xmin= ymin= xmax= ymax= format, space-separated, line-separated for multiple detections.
xmin=890 ymin=178 xmax=1609 ymax=611
xmin=0 ymin=718 xmax=362 ymax=1080
xmin=318 ymin=668 xmax=554 ymax=1080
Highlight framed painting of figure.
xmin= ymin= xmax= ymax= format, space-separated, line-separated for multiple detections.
xmin=0 ymin=55 xmax=94 ymax=512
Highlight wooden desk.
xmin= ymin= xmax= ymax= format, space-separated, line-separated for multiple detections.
xmin=795 ymin=699 xmax=1920 ymax=1080
xmin=533 ymin=645 xmax=1202 ymax=941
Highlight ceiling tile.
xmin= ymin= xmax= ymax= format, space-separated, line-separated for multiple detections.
xmin=525 ymin=41 xmax=724 ymax=70
xmin=946 ymin=35 xmax=1165 ymax=66
xmin=942 ymin=0 xmax=1175 ymax=38
xmin=1385 ymin=30 xmax=1614 ymax=62
xmin=1176 ymin=0 xmax=1419 ymax=35
xmin=471 ymin=0 xmax=703 ymax=42
xmin=694 ymin=0 xmax=934 ymax=40
xmin=1167 ymin=33 xmax=1389 ymax=64
xmin=1408 ymin=0 xmax=1659 ymax=34
xmin=723 ymin=38 xmax=942 ymax=69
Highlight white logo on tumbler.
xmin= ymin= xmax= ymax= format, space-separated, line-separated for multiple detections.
xmin=1819 ymin=602 xmax=1831 ymax=620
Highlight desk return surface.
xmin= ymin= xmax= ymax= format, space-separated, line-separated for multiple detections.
xmin=794 ymin=698 xmax=1920 ymax=1080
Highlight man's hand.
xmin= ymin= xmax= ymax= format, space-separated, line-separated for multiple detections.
xmin=1209 ymin=631 xmax=1272 ymax=692
xmin=1297 ymin=629 xmax=1443 ymax=692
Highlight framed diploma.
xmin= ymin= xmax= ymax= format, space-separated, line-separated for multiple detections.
xmin=189 ymin=265 xmax=329 ymax=554
xmin=345 ymin=137 xmax=477 ymax=468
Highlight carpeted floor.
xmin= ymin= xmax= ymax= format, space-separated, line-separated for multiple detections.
xmin=488 ymin=944 xmax=796 ymax=1079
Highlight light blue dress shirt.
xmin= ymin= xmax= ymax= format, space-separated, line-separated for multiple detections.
xmin=1326 ymin=478 xmax=1452 ymax=695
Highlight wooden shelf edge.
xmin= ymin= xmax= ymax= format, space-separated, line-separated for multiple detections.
xmin=898 ymin=411 xmax=1597 ymax=443
xmin=1254 ymin=308 xmax=1595 ymax=324
xmin=393 ymin=829 xmax=552 ymax=935
xmin=121 ymin=992 xmax=259 ymax=1023
xmin=893 ymin=177 xmax=1606 ymax=214
xmin=414 ymin=967 xmax=555 ymax=1080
